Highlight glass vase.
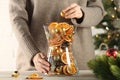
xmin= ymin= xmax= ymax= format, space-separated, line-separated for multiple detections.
xmin=44 ymin=22 xmax=78 ymax=76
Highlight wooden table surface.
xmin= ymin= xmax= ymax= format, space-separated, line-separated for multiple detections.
xmin=0 ymin=70 xmax=98 ymax=80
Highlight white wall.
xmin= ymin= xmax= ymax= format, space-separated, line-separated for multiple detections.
xmin=0 ymin=0 xmax=17 ymax=71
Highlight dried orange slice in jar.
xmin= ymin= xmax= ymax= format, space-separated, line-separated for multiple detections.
xmin=64 ymin=35 xmax=73 ymax=42
xmin=48 ymin=22 xmax=59 ymax=34
xmin=63 ymin=65 xmax=70 ymax=75
xmin=67 ymin=63 xmax=77 ymax=75
xmin=61 ymin=52 xmax=74 ymax=64
xmin=57 ymin=22 xmax=70 ymax=33
xmin=49 ymin=34 xmax=64 ymax=46
xmin=66 ymin=25 xmax=74 ymax=35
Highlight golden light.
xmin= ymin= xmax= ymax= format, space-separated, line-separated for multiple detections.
xmin=95 ymin=34 xmax=99 ymax=38
xmin=114 ymin=7 xmax=117 ymax=10
xmin=111 ymin=14 xmax=115 ymax=18
xmin=106 ymin=27 xmax=109 ymax=30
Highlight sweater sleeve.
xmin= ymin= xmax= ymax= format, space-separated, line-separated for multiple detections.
xmin=9 ymin=0 xmax=40 ymax=61
xmin=71 ymin=0 xmax=106 ymax=27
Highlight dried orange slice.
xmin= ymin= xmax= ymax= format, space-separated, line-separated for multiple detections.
xmin=61 ymin=52 xmax=74 ymax=64
xmin=48 ymin=22 xmax=58 ymax=33
xmin=48 ymin=22 xmax=58 ymax=29
xmin=63 ymin=65 xmax=70 ymax=75
xmin=26 ymin=73 xmax=42 ymax=79
xmin=67 ymin=63 xmax=77 ymax=75
xmin=57 ymin=22 xmax=70 ymax=31
xmin=64 ymin=35 xmax=73 ymax=42
xmin=66 ymin=25 xmax=74 ymax=35
xmin=49 ymin=34 xmax=64 ymax=46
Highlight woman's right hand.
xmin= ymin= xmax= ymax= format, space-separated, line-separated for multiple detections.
xmin=33 ymin=53 xmax=50 ymax=73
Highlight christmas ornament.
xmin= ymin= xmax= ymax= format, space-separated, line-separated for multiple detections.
xmin=60 ymin=11 xmax=65 ymax=17
xmin=106 ymin=48 xmax=118 ymax=57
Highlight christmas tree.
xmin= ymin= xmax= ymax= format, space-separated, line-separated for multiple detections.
xmin=94 ymin=0 xmax=120 ymax=50
xmin=88 ymin=1 xmax=120 ymax=79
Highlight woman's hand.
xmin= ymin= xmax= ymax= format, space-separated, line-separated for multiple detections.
xmin=62 ymin=3 xmax=83 ymax=19
xmin=33 ymin=53 xmax=50 ymax=73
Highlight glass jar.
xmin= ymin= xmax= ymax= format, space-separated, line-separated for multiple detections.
xmin=44 ymin=22 xmax=78 ymax=75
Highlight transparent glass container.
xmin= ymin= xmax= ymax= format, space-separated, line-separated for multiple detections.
xmin=44 ymin=22 xmax=78 ymax=76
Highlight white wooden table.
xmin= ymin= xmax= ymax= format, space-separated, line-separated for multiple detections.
xmin=0 ymin=70 xmax=98 ymax=80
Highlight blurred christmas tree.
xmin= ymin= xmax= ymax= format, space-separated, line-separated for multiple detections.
xmin=94 ymin=0 xmax=120 ymax=50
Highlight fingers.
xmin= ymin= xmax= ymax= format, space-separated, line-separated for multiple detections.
xmin=39 ymin=53 xmax=46 ymax=59
xmin=62 ymin=3 xmax=83 ymax=19
xmin=33 ymin=53 xmax=50 ymax=73
xmin=63 ymin=3 xmax=78 ymax=13
xmin=38 ymin=54 xmax=50 ymax=67
xmin=35 ymin=64 xmax=48 ymax=73
xmin=35 ymin=62 xmax=50 ymax=73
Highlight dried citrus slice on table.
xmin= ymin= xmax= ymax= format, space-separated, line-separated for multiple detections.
xmin=26 ymin=73 xmax=43 ymax=79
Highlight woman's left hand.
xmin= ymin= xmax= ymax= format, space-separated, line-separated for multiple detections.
xmin=62 ymin=3 xmax=83 ymax=19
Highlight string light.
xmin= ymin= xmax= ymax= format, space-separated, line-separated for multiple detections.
xmin=94 ymin=0 xmax=120 ymax=51
xmin=91 ymin=26 xmax=95 ymax=29
xmin=102 ymin=22 xmax=108 ymax=26
xmin=111 ymin=14 xmax=115 ymax=18
xmin=114 ymin=7 xmax=117 ymax=10
xmin=107 ymin=34 xmax=111 ymax=39
xmin=95 ymin=34 xmax=99 ymax=38
xmin=116 ymin=34 xmax=119 ymax=37
xmin=106 ymin=27 xmax=109 ymax=30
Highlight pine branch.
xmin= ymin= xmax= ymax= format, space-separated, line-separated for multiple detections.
xmin=110 ymin=65 xmax=120 ymax=80
xmin=88 ymin=55 xmax=116 ymax=80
